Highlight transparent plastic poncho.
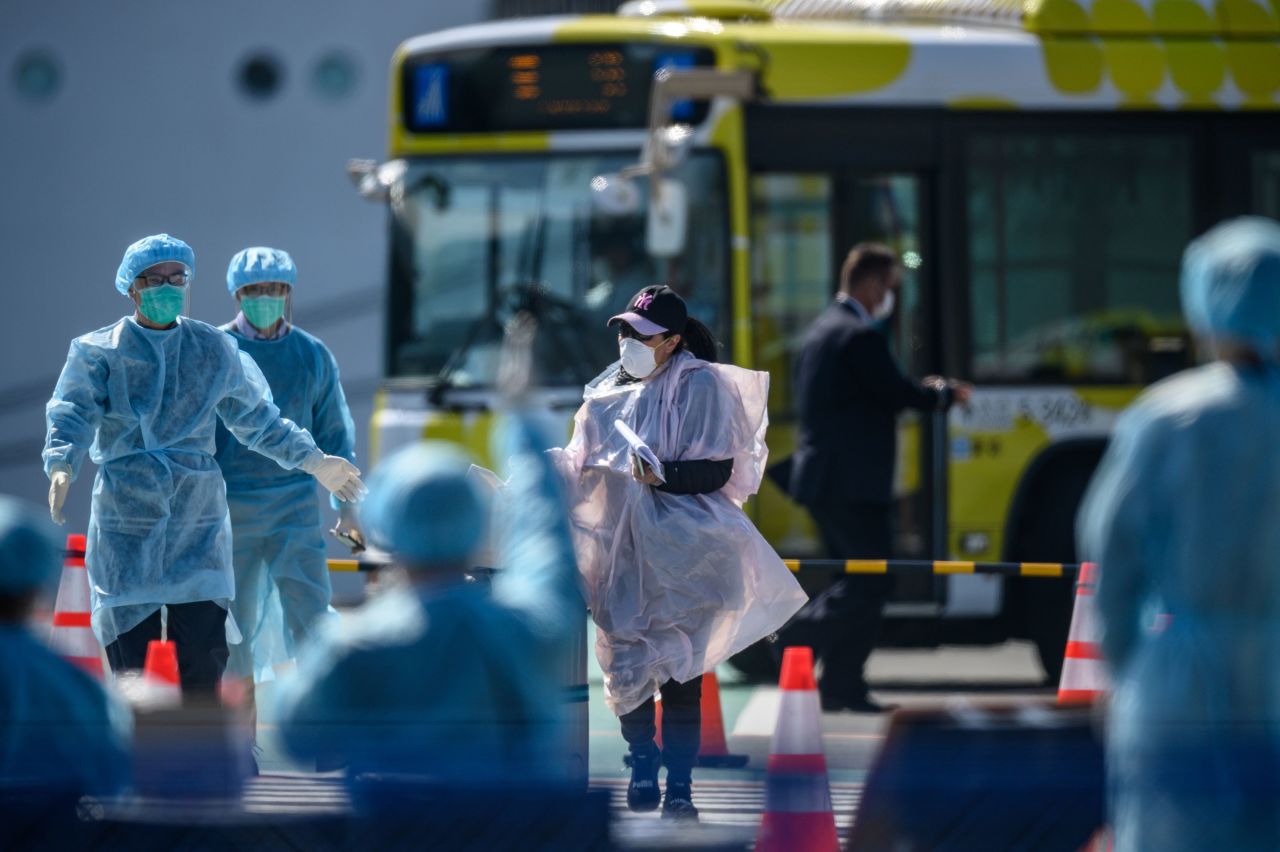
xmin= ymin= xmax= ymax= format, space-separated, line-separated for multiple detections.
xmin=550 ymin=351 xmax=807 ymax=716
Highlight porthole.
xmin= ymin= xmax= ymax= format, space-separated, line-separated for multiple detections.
xmin=237 ymin=52 xmax=285 ymax=101
xmin=13 ymin=50 xmax=61 ymax=103
xmin=312 ymin=51 xmax=358 ymax=101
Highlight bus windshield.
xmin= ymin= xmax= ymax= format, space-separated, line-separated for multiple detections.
xmin=387 ymin=152 xmax=728 ymax=386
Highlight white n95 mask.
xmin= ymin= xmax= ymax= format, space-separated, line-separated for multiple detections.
xmin=619 ymin=337 xmax=657 ymax=378
xmin=873 ymin=290 xmax=896 ymax=323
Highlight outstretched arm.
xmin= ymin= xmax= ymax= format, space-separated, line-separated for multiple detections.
xmin=491 ymin=412 xmax=584 ymax=643
xmin=848 ymin=331 xmax=952 ymax=413
xmin=217 ymin=350 xmax=365 ymax=502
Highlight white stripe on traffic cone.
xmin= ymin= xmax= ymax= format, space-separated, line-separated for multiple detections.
xmin=755 ymin=646 xmax=839 ymax=852
xmin=48 ymin=533 xmax=104 ymax=679
xmin=1058 ymin=561 xmax=1109 ymax=704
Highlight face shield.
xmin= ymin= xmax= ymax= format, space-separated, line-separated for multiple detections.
xmin=131 ymin=263 xmax=192 ymax=327
xmin=235 ymin=281 xmax=293 ymax=333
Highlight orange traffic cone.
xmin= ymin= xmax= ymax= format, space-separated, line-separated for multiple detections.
xmin=1058 ymin=562 xmax=1110 ymax=704
xmin=48 ymin=534 xmax=103 ymax=678
xmin=652 ymin=671 xmax=750 ymax=768
xmin=755 ymin=646 xmax=839 ymax=852
xmin=144 ymin=635 xmax=182 ymax=706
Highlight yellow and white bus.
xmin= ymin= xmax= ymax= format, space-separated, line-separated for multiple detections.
xmin=355 ymin=0 xmax=1280 ymax=679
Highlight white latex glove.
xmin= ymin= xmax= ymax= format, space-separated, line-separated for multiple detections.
xmin=300 ymin=452 xmax=367 ymax=503
xmin=48 ymin=468 xmax=71 ymax=525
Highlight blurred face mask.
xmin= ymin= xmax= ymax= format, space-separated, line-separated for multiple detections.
xmin=872 ymin=289 xmax=896 ymax=323
xmin=619 ymin=337 xmax=657 ymax=378
xmin=242 ymin=295 xmax=287 ymax=329
xmin=138 ymin=284 xmax=186 ymax=326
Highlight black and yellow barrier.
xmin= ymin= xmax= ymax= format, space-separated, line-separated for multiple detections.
xmin=783 ymin=559 xmax=1080 ymax=578
xmin=330 ymin=557 xmax=1080 ymax=579
xmin=327 ymin=558 xmax=373 ymax=573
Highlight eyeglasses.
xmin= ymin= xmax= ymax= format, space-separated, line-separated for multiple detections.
xmin=618 ymin=324 xmax=658 ymax=343
xmin=237 ymin=281 xmax=290 ymax=298
xmin=137 ymin=272 xmax=190 ymax=288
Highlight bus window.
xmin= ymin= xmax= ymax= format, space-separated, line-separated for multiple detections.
xmin=1255 ymin=150 xmax=1280 ymax=219
xmin=750 ymin=173 xmax=927 ymax=412
xmin=967 ymin=133 xmax=1194 ymax=385
xmin=751 ymin=174 xmax=833 ymax=414
xmin=387 ymin=153 xmax=728 ymax=385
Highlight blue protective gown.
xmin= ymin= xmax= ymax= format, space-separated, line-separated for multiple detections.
xmin=43 ymin=316 xmax=320 ymax=646
xmin=276 ymin=414 xmax=583 ymax=788
xmin=1078 ymin=361 xmax=1280 ymax=852
xmin=0 ymin=626 xmax=130 ymax=796
xmin=214 ymin=324 xmax=355 ymax=679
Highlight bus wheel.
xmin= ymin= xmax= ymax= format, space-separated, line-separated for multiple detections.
xmin=1004 ymin=440 xmax=1106 ymax=685
xmin=1028 ymin=578 xmax=1074 ymax=684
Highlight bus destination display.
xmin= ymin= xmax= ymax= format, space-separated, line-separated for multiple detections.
xmin=403 ymin=44 xmax=714 ymax=133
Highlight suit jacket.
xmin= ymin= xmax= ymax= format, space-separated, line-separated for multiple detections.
xmin=789 ymin=300 xmax=950 ymax=507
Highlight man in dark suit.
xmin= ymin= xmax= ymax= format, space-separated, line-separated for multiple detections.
xmin=788 ymin=243 xmax=971 ymax=712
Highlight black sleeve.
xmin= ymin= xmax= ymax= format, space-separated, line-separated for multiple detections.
xmin=846 ymin=330 xmax=952 ymax=414
xmin=655 ymin=458 xmax=734 ymax=495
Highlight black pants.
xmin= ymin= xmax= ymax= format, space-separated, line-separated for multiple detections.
xmin=104 ymin=601 xmax=229 ymax=696
xmin=619 ymin=676 xmax=703 ymax=785
xmin=791 ymin=501 xmax=894 ymax=703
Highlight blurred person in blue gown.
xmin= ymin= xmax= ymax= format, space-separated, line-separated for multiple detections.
xmin=0 ymin=495 xmax=130 ymax=799
xmin=277 ymin=316 xmax=583 ymax=795
xmin=1079 ymin=217 xmax=1280 ymax=851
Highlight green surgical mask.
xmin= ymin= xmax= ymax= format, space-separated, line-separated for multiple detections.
xmin=241 ymin=295 xmax=287 ymax=330
xmin=137 ymin=284 xmax=186 ymax=326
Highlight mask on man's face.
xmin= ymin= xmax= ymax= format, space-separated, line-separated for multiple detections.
xmin=619 ymin=336 xmax=658 ymax=378
xmin=872 ymin=289 xmax=896 ymax=323
xmin=137 ymin=284 xmax=187 ymax=326
xmin=242 ymin=295 xmax=287 ymax=329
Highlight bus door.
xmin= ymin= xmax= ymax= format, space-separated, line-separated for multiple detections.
xmin=749 ymin=154 xmax=947 ymax=610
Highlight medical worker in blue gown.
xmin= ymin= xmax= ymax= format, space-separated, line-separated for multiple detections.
xmin=277 ymin=325 xmax=583 ymax=793
xmin=0 ymin=495 xmax=130 ymax=798
xmin=215 ymin=247 xmax=360 ymax=695
xmin=1078 ymin=217 xmax=1280 ymax=852
xmin=43 ymin=234 xmax=366 ymax=698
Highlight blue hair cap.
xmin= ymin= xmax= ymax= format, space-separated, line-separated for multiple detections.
xmin=1181 ymin=216 xmax=1280 ymax=358
xmin=359 ymin=443 xmax=487 ymax=567
xmin=0 ymin=495 xmax=61 ymax=594
xmin=115 ymin=234 xmax=194 ymax=295
xmin=227 ymin=247 xmax=297 ymax=295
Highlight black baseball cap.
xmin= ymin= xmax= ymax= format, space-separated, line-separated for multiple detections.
xmin=607 ymin=285 xmax=688 ymax=337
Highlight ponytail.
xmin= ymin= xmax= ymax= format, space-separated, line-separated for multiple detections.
xmin=679 ymin=317 xmax=720 ymax=363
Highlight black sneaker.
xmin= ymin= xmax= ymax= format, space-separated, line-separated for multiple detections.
xmin=662 ymin=783 xmax=699 ymax=821
xmin=626 ymin=748 xmax=661 ymax=812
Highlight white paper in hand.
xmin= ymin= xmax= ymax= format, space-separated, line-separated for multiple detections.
xmin=467 ymin=464 xmax=508 ymax=495
xmin=614 ymin=419 xmax=665 ymax=483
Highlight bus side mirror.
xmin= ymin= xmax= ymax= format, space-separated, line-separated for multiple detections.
xmin=589 ymin=173 xmax=642 ymax=216
xmin=347 ymin=158 xmax=407 ymax=203
xmin=646 ymin=178 xmax=687 ymax=258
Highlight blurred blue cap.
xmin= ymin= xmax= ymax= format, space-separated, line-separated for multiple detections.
xmin=1181 ymin=216 xmax=1280 ymax=358
xmin=0 ymin=495 xmax=62 ymax=594
xmin=359 ymin=443 xmax=487 ymax=567
xmin=227 ymin=247 xmax=297 ymax=295
xmin=115 ymin=234 xmax=194 ymax=295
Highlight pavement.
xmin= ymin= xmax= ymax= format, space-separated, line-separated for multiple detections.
xmin=247 ymin=630 xmax=1056 ymax=835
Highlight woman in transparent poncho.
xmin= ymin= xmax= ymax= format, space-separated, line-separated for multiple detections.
xmin=550 ymin=285 xmax=807 ymax=821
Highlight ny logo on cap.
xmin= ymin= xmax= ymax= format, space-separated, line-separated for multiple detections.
xmin=635 ymin=292 xmax=655 ymax=310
